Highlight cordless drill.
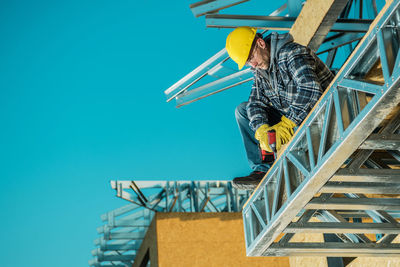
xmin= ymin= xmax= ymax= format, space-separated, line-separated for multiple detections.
xmin=267 ymin=129 xmax=277 ymax=156
xmin=260 ymin=129 xmax=277 ymax=164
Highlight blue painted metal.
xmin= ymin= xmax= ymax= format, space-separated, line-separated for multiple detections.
xmin=340 ymin=78 xmax=381 ymax=94
xmin=190 ymin=0 xmax=249 ymax=18
xmin=206 ymin=15 xmax=296 ymax=30
xmin=377 ymin=30 xmax=391 ymax=80
xmin=206 ymin=15 xmax=372 ymax=32
xmin=318 ymin=97 xmax=332 ymax=163
xmin=90 ymin=181 xmax=251 ymax=266
xmin=316 ymin=210 xmax=361 ymax=243
xmin=305 ymin=127 xmax=315 ymax=169
xmin=333 ymin=88 xmax=345 ymax=135
xmin=317 ymin=33 xmax=365 ymax=54
xmin=272 ymin=167 xmax=283 ymax=215
xmin=242 ymin=0 xmax=400 ymax=256
xmin=263 ymin=185 xmax=271 ymax=222
xmin=282 ymin=158 xmax=292 ymax=197
xmin=287 ymin=151 xmax=309 ymax=177
xmin=331 ymin=16 xmax=374 ymax=30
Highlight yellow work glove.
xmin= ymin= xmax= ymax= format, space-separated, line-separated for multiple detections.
xmin=255 ymin=124 xmax=273 ymax=152
xmin=270 ymin=116 xmax=296 ymax=151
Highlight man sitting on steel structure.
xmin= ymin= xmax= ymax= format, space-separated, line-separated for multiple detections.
xmin=227 ymin=27 xmax=334 ymax=190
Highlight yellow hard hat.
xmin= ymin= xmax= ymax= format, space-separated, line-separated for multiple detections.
xmin=225 ymin=27 xmax=257 ymax=70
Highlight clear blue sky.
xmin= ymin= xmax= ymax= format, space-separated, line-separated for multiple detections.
xmin=0 ymin=0 xmax=286 ymax=266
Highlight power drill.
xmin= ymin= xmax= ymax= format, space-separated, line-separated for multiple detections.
xmin=260 ymin=130 xmax=277 ymax=164
xmin=267 ymin=129 xmax=277 ymax=155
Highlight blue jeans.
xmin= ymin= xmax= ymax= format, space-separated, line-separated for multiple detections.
xmin=235 ymin=102 xmax=282 ymax=172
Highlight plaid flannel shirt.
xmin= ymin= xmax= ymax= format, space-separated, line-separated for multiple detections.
xmin=247 ymin=42 xmax=334 ymax=131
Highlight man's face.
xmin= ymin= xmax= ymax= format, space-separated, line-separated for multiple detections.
xmin=246 ymin=38 xmax=270 ymax=70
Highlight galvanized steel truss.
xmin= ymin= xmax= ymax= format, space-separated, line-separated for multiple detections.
xmin=243 ymin=0 xmax=400 ymax=257
xmin=89 ymin=181 xmax=250 ymax=266
xmin=165 ymin=0 xmax=380 ymax=107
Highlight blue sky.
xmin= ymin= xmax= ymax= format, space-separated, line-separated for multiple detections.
xmin=0 ymin=0 xmax=286 ymax=266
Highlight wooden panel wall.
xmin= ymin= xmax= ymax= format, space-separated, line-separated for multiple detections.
xmin=151 ymin=212 xmax=289 ymax=267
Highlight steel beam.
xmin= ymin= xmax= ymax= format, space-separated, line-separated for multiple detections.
xmin=207 ymin=15 xmax=296 ymax=30
xmin=98 ymin=254 xmax=135 ymax=261
xmin=330 ymin=168 xmax=400 ymax=183
xmin=359 ymin=134 xmax=400 ymax=149
xmin=285 ymin=222 xmax=400 ymax=234
xmin=164 ymin=49 xmax=228 ymax=102
xmin=306 ymin=198 xmax=400 ymax=210
xmin=175 ymin=61 xmax=253 ymax=107
xmin=266 ymin=243 xmax=400 ymax=257
xmin=206 ymin=14 xmax=373 ymax=32
xmin=101 ymin=243 xmax=140 ymax=251
xmin=107 ymin=232 xmax=146 ymax=240
xmin=337 ymin=210 xmax=400 ymax=219
xmin=318 ymin=209 xmax=370 ymax=243
xmin=317 ymin=33 xmax=365 ymax=54
xmin=320 ymin=182 xmax=400 ymax=194
xmin=278 ymin=210 xmax=317 ymax=245
xmin=190 ymin=0 xmax=249 ymax=17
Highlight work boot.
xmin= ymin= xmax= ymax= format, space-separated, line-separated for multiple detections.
xmin=232 ymin=171 xmax=266 ymax=190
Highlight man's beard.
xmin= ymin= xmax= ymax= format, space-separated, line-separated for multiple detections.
xmin=258 ymin=59 xmax=269 ymax=70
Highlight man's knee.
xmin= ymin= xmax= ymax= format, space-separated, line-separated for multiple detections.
xmin=235 ymin=102 xmax=248 ymax=121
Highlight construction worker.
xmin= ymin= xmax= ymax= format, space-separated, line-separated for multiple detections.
xmin=227 ymin=27 xmax=334 ymax=190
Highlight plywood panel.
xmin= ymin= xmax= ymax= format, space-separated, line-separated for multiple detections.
xmin=155 ymin=212 xmax=289 ymax=267
xmin=290 ymin=0 xmax=348 ymax=50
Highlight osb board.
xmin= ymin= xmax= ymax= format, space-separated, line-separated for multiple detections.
xmin=365 ymin=60 xmax=384 ymax=84
xmin=132 ymin=217 xmax=158 ymax=267
xmin=347 ymin=235 xmax=400 ymax=267
xmin=288 ymin=217 xmax=328 ymax=267
xmin=289 ymin=0 xmax=335 ymax=48
xmin=155 ymin=212 xmax=289 ymax=267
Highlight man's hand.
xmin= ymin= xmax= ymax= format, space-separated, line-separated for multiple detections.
xmin=255 ymin=124 xmax=273 ymax=152
xmin=270 ymin=116 xmax=296 ymax=150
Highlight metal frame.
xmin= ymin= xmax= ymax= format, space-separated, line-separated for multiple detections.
xmin=243 ymin=0 xmax=400 ymax=257
xmin=89 ymin=181 xmax=251 ymax=266
xmin=190 ymin=0 xmax=250 ymax=18
xmin=165 ymin=0 xmax=379 ymax=108
xmin=206 ymin=15 xmax=373 ymax=32
xmin=164 ymin=4 xmax=288 ymax=107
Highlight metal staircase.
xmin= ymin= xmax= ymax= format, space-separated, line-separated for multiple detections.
xmin=89 ymin=181 xmax=250 ymax=266
xmin=242 ymin=0 xmax=400 ymax=257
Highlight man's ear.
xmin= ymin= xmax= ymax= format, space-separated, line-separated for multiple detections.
xmin=257 ymin=38 xmax=266 ymax=49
